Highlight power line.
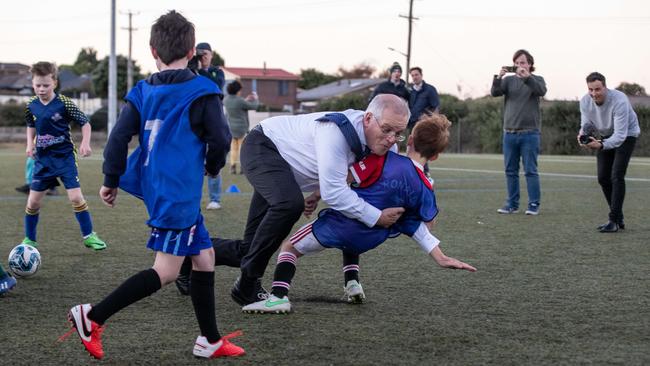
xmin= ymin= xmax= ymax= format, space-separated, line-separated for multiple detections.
xmin=120 ymin=10 xmax=139 ymax=92
xmin=399 ymin=0 xmax=418 ymax=84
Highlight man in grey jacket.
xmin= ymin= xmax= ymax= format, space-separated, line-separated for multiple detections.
xmin=491 ymin=49 xmax=547 ymax=216
xmin=578 ymin=72 xmax=640 ymax=232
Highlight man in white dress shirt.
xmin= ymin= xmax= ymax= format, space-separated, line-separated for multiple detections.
xmin=224 ymin=94 xmax=410 ymax=306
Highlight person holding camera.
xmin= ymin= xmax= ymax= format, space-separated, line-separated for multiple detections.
xmin=578 ymin=72 xmax=640 ymax=233
xmin=194 ymin=42 xmax=226 ymax=211
xmin=491 ymin=49 xmax=547 ymax=216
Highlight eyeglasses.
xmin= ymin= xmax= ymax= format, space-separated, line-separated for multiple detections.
xmin=371 ymin=114 xmax=406 ymax=142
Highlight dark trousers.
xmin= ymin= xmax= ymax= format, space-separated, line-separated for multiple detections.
xmin=596 ymin=136 xmax=636 ymax=223
xmin=226 ymin=128 xmax=304 ymax=279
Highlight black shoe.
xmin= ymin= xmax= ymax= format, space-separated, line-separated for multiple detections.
xmin=15 ymin=184 xmax=30 ymax=194
xmin=230 ymin=276 xmax=269 ymax=306
xmin=175 ymin=273 xmax=190 ymax=296
xmin=598 ymin=221 xmax=619 ymax=233
xmin=618 ymin=221 xmax=625 ymax=230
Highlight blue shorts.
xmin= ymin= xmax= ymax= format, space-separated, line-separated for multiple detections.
xmin=31 ymin=152 xmax=80 ymax=191
xmin=146 ymin=214 xmax=212 ymax=256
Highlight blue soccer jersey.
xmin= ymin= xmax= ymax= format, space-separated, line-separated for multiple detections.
xmin=25 ymin=94 xmax=88 ymax=157
xmin=119 ymin=75 xmax=220 ymax=230
xmin=312 ymin=152 xmax=438 ymax=254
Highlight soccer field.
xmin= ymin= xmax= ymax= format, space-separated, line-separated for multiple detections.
xmin=0 ymin=145 xmax=648 ymax=365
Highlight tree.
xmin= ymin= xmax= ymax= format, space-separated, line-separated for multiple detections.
xmin=92 ymin=55 xmax=144 ymax=98
xmin=337 ymin=62 xmax=376 ymax=79
xmin=73 ymin=48 xmax=99 ymax=75
xmin=616 ymin=82 xmax=647 ymax=96
xmin=211 ymin=51 xmax=225 ymax=67
xmin=298 ymin=68 xmax=339 ymax=89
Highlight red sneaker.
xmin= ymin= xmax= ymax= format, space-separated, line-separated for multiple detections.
xmin=59 ymin=304 xmax=105 ymax=359
xmin=193 ymin=330 xmax=245 ymax=358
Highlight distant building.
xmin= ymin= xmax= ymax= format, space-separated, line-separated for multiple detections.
xmin=0 ymin=62 xmax=100 ymax=114
xmin=296 ymin=78 xmax=384 ymax=112
xmin=223 ymin=66 xmax=299 ymax=112
xmin=0 ymin=63 xmax=32 ymax=95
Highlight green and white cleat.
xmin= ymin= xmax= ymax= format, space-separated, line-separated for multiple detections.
xmin=242 ymin=294 xmax=291 ymax=314
xmin=83 ymin=232 xmax=107 ymax=251
xmin=21 ymin=237 xmax=38 ymax=248
xmin=344 ymin=280 xmax=365 ymax=304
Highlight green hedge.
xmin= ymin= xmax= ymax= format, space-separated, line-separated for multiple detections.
xmin=0 ymin=102 xmax=24 ymax=127
xmin=439 ymin=95 xmax=648 ymax=156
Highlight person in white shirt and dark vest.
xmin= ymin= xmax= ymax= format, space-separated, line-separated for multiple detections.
xmin=219 ymin=94 xmax=410 ymax=307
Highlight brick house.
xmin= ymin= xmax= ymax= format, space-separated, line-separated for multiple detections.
xmin=222 ymin=66 xmax=299 ymax=112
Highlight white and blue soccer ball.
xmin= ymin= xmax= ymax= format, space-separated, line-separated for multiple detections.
xmin=8 ymin=244 xmax=41 ymax=277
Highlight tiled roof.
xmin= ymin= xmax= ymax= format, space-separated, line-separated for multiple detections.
xmin=223 ymin=67 xmax=299 ymax=80
xmin=297 ymin=78 xmax=384 ymax=101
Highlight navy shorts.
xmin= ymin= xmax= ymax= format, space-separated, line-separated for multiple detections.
xmin=146 ymin=213 xmax=212 ymax=256
xmin=31 ymin=152 xmax=80 ymax=191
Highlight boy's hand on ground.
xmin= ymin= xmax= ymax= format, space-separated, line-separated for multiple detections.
xmin=438 ymin=256 xmax=477 ymax=272
xmin=100 ymin=186 xmax=118 ymax=207
xmin=376 ymin=207 xmax=405 ymax=228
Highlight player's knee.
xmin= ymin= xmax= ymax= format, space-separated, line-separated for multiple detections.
xmin=71 ymin=199 xmax=88 ymax=212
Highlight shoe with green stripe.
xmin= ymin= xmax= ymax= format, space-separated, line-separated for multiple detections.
xmin=242 ymin=294 xmax=291 ymax=314
xmin=83 ymin=232 xmax=107 ymax=251
xmin=21 ymin=237 xmax=38 ymax=248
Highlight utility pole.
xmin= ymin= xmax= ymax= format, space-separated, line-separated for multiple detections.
xmin=399 ymin=0 xmax=418 ymax=84
xmin=108 ymin=0 xmax=117 ymax=137
xmin=121 ymin=10 xmax=139 ymax=92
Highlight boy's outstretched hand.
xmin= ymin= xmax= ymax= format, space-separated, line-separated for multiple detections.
xmin=100 ymin=186 xmax=118 ymax=207
xmin=430 ymin=246 xmax=477 ymax=272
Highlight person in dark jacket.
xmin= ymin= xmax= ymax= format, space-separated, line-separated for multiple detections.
xmin=371 ymin=62 xmax=410 ymax=102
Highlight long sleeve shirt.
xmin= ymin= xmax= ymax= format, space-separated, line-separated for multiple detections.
xmin=259 ymin=110 xmax=382 ymax=227
xmin=580 ymin=89 xmax=641 ymax=150
xmin=103 ymin=69 xmax=231 ymax=188
xmin=491 ymin=74 xmax=547 ymax=130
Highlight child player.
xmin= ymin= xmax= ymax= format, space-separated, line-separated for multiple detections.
xmin=60 ymin=11 xmax=242 ymax=360
xmin=22 ymin=62 xmax=106 ymax=250
xmin=242 ymin=114 xmax=477 ymax=314
xmin=0 ymin=264 xmax=17 ymax=296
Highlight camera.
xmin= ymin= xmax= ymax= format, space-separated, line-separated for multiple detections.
xmin=579 ymin=134 xmax=592 ymax=145
xmin=503 ymin=66 xmax=517 ymax=73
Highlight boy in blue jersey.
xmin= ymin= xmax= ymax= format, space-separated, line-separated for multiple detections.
xmin=242 ymin=114 xmax=477 ymax=314
xmin=22 ymin=62 xmax=105 ymax=250
xmin=0 ymin=264 xmax=17 ymax=296
xmin=61 ymin=11 xmax=243 ymax=360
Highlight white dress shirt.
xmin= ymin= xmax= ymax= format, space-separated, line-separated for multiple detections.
xmin=260 ymin=110 xmax=381 ymax=227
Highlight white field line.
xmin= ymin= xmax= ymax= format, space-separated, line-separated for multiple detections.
xmin=431 ymin=166 xmax=650 ymax=182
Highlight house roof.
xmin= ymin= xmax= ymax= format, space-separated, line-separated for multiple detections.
xmin=297 ymin=78 xmax=384 ymax=101
xmin=223 ymin=67 xmax=299 ymax=81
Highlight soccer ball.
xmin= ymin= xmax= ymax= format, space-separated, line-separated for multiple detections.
xmin=8 ymin=244 xmax=41 ymax=277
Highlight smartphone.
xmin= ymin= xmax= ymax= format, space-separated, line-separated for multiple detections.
xmin=503 ymin=66 xmax=517 ymax=73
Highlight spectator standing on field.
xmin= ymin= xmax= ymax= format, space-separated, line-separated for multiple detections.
xmin=194 ymin=41 xmax=226 ymax=210
xmin=371 ymin=62 xmax=410 ymax=102
xmin=224 ymin=80 xmax=258 ymax=174
xmin=408 ymin=66 xmax=440 ymax=172
xmin=577 ymin=72 xmax=640 ymax=233
xmin=491 ymin=49 xmax=547 ymax=216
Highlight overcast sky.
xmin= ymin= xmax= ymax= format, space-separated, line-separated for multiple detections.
xmin=1 ymin=0 xmax=648 ymax=100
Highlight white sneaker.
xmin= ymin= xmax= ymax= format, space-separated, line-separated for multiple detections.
xmin=344 ymin=280 xmax=366 ymax=304
xmin=193 ymin=331 xmax=245 ymax=358
xmin=206 ymin=201 xmax=222 ymax=210
xmin=241 ymin=294 xmax=291 ymax=314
